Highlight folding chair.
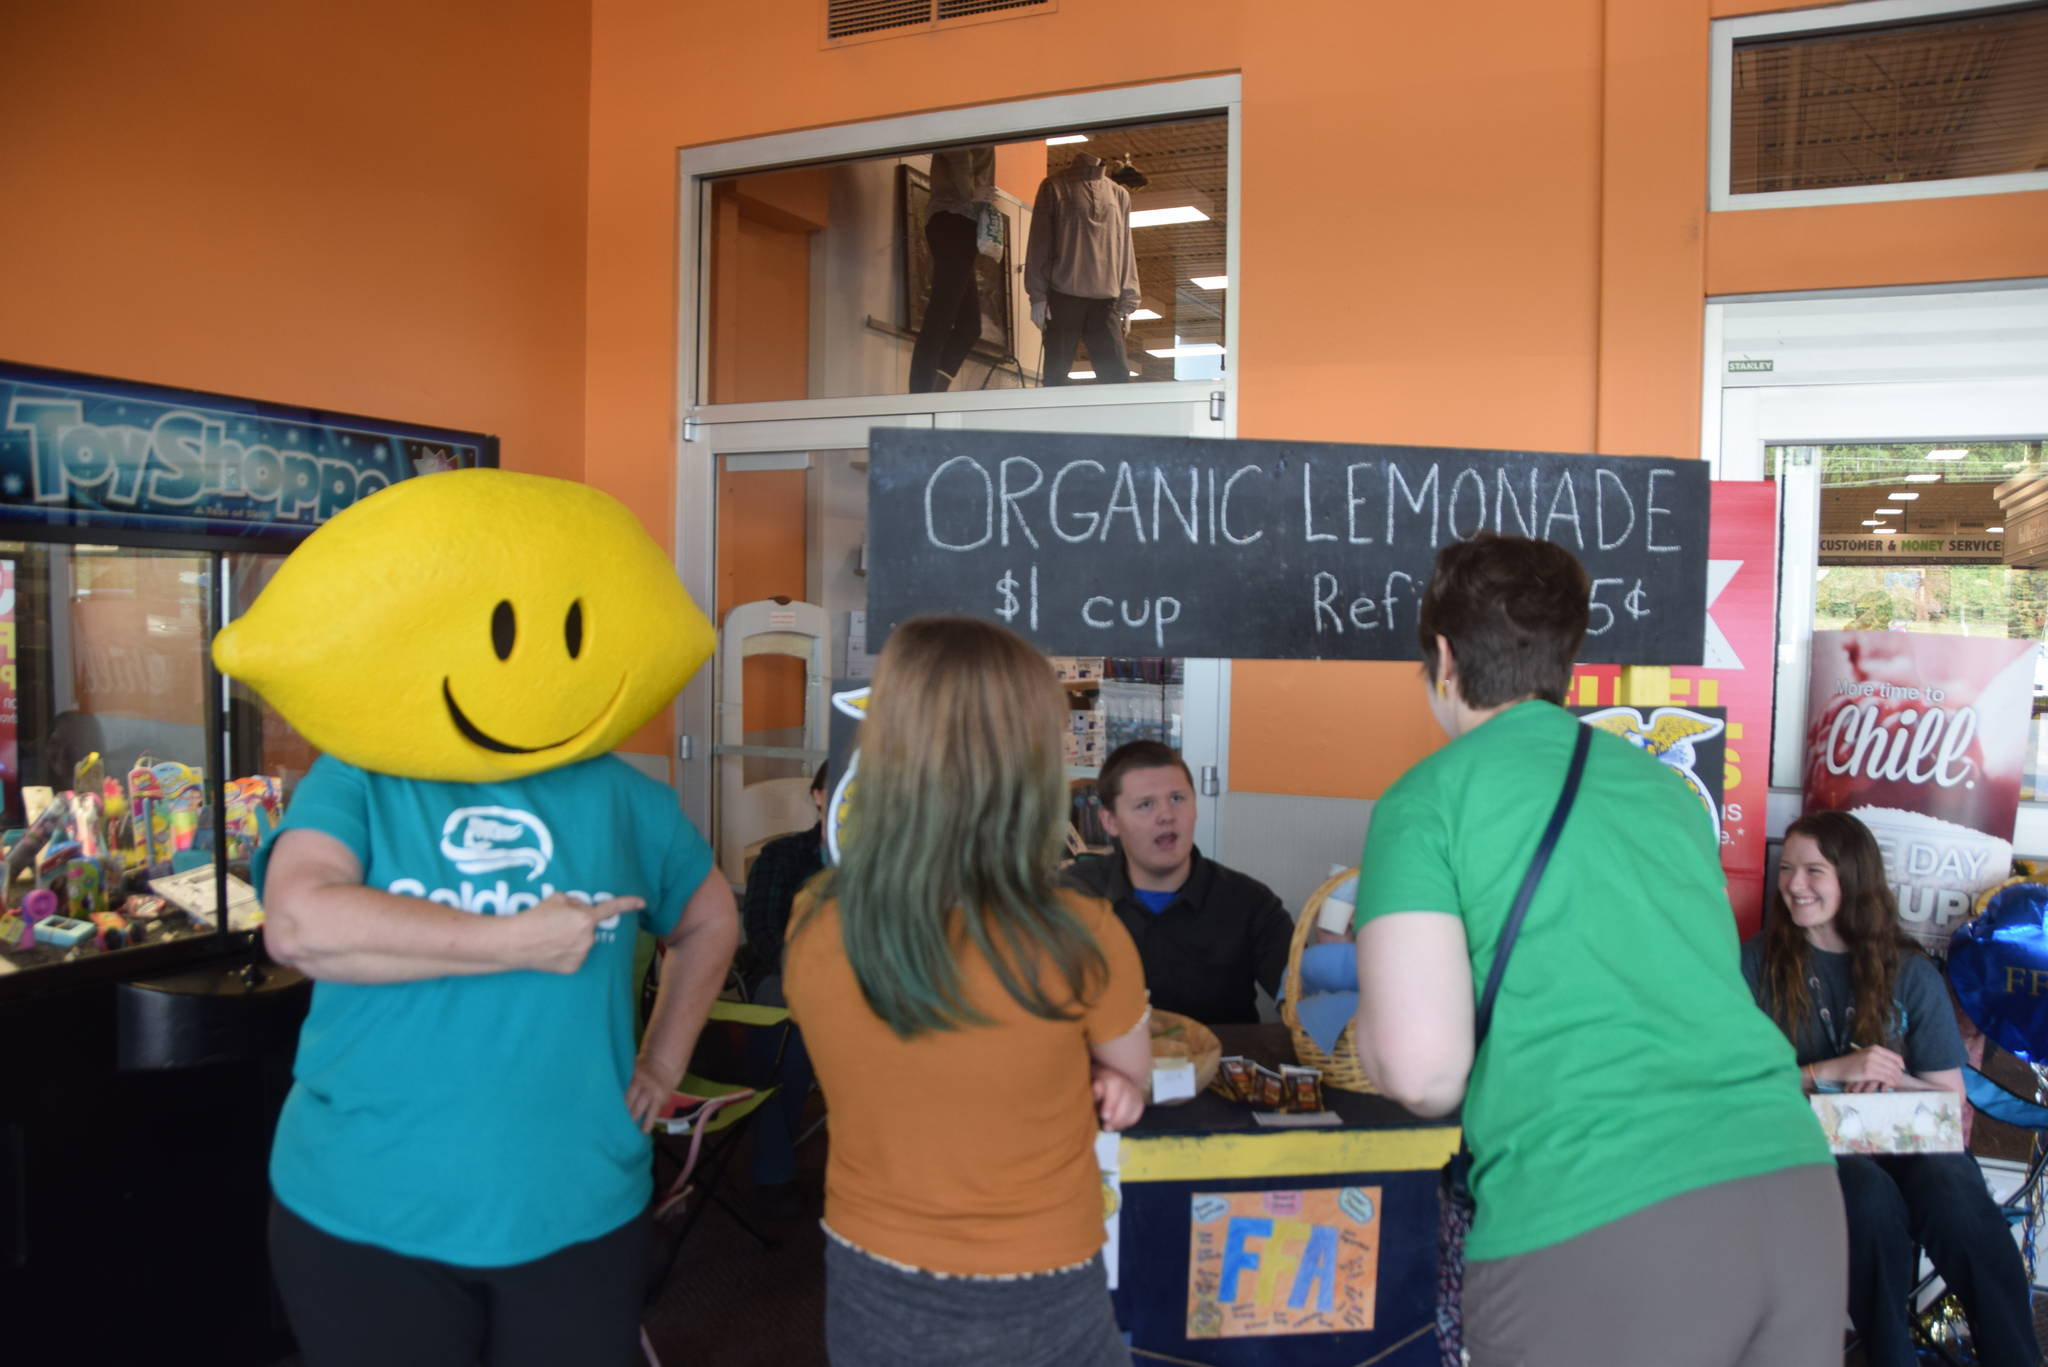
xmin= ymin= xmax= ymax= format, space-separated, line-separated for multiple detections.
xmin=638 ymin=1000 xmax=795 ymax=1364
xmin=1897 ymin=1065 xmax=2048 ymax=1366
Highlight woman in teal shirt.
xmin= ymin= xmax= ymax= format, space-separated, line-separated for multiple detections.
xmin=1352 ymin=533 xmax=1842 ymax=1367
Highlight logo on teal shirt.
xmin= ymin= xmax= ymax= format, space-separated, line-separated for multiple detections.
xmin=439 ymin=807 xmax=554 ymax=880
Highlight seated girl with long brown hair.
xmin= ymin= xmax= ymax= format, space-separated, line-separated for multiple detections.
xmin=783 ymin=615 xmax=1151 ymax=1367
xmin=1742 ymin=809 xmax=2039 ymax=1367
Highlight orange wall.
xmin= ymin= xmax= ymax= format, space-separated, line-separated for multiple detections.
xmin=587 ymin=0 xmax=1614 ymax=794
xmin=587 ymin=0 xmax=2047 ymax=799
xmin=29 ymin=2 xmax=2036 ymax=793
xmin=0 ymin=1 xmax=593 ymax=482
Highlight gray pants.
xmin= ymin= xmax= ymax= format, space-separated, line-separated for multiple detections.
xmin=824 ymin=1234 xmax=1129 ymax=1367
xmin=1465 ymin=1164 xmax=1847 ymax=1367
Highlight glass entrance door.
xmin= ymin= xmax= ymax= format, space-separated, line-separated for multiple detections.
xmin=678 ymin=396 xmax=1232 ymax=879
xmin=1718 ymin=372 xmax=2048 ymax=847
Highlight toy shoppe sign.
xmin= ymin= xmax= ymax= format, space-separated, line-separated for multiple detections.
xmin=0 ymin=360 xmax=495 ymax=540
xmin=1803 ymin=630 xmax=2035 ymax=955
xmin=868 ymin=429 xmax=1710 ymax=663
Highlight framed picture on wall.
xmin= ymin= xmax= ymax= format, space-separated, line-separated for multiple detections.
xmin=899 ymin=164 xmax=1017 ymax=373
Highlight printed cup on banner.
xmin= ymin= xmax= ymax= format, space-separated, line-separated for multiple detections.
xmin=1802 ymin=630 xmax=2034 ymax=955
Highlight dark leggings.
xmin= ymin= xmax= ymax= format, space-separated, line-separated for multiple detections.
xmin=269 ymin=1200 xmax=648 ymax=1367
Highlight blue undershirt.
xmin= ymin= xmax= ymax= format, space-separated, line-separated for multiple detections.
xmin=1133 ymin=887 xmax=1177 ymax=915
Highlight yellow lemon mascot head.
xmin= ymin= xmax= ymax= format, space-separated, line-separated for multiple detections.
xmin=213 ymin=469 xmax=714 ymax=780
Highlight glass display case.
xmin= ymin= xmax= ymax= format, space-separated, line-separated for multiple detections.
xmin=0 ymin=361 xmax=493 ymax=993
xmin=0 ymin=360 xmax=495 ymax=1365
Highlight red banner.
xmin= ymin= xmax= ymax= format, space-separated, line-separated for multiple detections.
xmin=1802 ymin=630 xmax=2032 ymax=956
xmin=1572 ymin=482 xmax=1779 ymax=936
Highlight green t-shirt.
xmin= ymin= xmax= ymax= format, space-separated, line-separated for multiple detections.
xmin=1356 ymin=701 xmax=1829 ymax=1261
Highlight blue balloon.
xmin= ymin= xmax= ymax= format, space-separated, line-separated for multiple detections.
xmin=1948 ymin=882 xmax=2048 ymax=1064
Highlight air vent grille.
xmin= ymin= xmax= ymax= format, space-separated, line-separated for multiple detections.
xmin=826 ymin=0 xmax=935 ymax=41
xmin=825 ymin=0 xmax=1052 ymax=46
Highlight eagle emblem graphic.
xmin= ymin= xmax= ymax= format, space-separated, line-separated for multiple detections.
xmin=1580 ymin=706 xmax=1725 ymax=833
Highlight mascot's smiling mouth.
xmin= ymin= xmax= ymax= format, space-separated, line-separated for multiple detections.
xmin=442 ymin=677 xmax=626 ymax=755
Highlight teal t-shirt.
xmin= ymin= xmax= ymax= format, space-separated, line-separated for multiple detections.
xmin=1356 ymin=701 xmax=1828 ymax=1262
xmin=256 ymin=753 xmax=713 ymax=1267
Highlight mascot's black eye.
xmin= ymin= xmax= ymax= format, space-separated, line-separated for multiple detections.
xmin=565 ymin=600 xmax=584 ymax=659
xmin=491 ymin=600 xmax=516 ymax=660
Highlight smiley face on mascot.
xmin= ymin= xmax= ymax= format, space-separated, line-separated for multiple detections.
xmin=216 ymin=469 xmax=734 ymax=1360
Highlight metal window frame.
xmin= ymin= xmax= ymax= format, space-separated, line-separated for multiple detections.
xmin=1709 ymin=0 xmax=2048 ymax=212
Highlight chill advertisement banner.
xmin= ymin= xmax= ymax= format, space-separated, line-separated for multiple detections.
xmin=0 ymin=360 xmax=496 ymax=541
xmin=1571 ymin=482 xmax=1779 ymax=935
xmin=1803 ymin=631 xmax=2034 ymax=955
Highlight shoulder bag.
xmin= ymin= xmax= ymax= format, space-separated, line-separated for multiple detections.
xmin=1435 ymin=721 xmax=1591 ymax=1366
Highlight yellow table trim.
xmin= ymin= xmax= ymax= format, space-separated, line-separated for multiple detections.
xmin=1117 ymin=1125 xmax=1460 ymax=1182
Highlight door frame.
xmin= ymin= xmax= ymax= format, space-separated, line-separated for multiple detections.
xmin=676 ymin=401 xmax=1235 ymax=859
xmin=1707 ymin=285 xmax=2048 ymax=849
xmin=675 ymin=74 xmax=1243 ymax=422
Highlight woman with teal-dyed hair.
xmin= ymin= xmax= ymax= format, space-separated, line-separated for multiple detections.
xmin=783 ymin=615 xmax=1151 ymax=1367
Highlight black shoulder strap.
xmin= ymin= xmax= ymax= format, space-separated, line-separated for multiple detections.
xmin=1472 ymin=722 xmax=1592 ymax=1049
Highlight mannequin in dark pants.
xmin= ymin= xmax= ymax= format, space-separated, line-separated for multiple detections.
xmin=1040 ymin=292 xmax=1130 ymax=386
xmin=909 ymin=213 xmax=980 ymax=393
xmin=909 ymin=146 xmax=994 ymax=393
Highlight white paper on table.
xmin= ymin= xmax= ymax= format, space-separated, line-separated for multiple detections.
xmin=1252 ymin=1110 xmax=1342 ymax=1128
xmin=1151 ymin=1058 xmax=1197 ymax=1103
xmin=150 ymin=866 xmax=263 ymax=932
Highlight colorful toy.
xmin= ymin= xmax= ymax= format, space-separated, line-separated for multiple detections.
xmin=129 ymin=759 xmax=206 ymax=874
xmin=222 ymin=776 xmax=284 ymax=862
xmin=33 ymin=914 xmax=93 ymax=948
xmin=211 ymin=469 xmax=716 ymax=783
xmin=20 ymin=888 xmax=56 ymax=940
xmin=6 ymin=796 xmax=71 ymax=903
xmin=90 ymin=911 xmax=132 ymax=951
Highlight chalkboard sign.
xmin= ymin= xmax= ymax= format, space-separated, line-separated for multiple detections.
xmin=866 ymin=429 xmax=1709 ymax=664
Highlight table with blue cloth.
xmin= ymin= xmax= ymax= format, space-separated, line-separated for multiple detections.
xmin=1107 ymin=1023 xmax=1458 ymax=1367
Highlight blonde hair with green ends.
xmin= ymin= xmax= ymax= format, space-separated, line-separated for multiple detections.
xmin=809 ymin=615 xmax=1108 ymax=1038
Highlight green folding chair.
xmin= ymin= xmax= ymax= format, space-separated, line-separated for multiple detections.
xmin=647 ymin=999 xmax=793 ymax=1257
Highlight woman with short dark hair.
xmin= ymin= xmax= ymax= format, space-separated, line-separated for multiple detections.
xmin=1352 ymin=532 xmax=1844 ymax=1367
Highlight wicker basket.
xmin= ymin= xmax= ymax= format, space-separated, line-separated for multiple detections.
xmin=1149 ymin=1009 xmax=1222 ymax=1104
xmin=1280 ymin=867 xmax=1378 ymax=1094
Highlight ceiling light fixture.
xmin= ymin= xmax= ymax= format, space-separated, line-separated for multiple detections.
xmin=1145 ymin=343 xmax=1227 ymax=359
xmin=1127 ymin=207 xmax=1208 ymax=228
xmin=1902 ymin=473 xmax=1942 ymax=483
xmin=1874 ymin=507 xmax=1903 ymax=515
xmin=1988 ymin=526 xmax=2006 ymax=534
xmin=1926 ymin=449 xmax=1969 ymax=461
xmin=1045 ymin=134 xmax=1089 ymax=146
xmin=1861 ymin=520 xmax=1885 ymax=527
xmin=1887 ymin=492 xmax=1920 ymax=500
xmin=1128 ymin=308 xmax=1163 ymax=321
xmin=1190 ymin=275 xmax=1229 ymax=290
xmin=1874 ymin=528 xmax=1899 ymax=535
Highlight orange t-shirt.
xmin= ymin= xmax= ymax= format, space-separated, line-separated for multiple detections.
xmin=783 ymin=887 xmax=1147 ymax=1276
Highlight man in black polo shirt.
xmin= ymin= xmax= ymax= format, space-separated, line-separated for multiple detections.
xmin=1061 ymin=740 xmax=1294 ymax=1026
